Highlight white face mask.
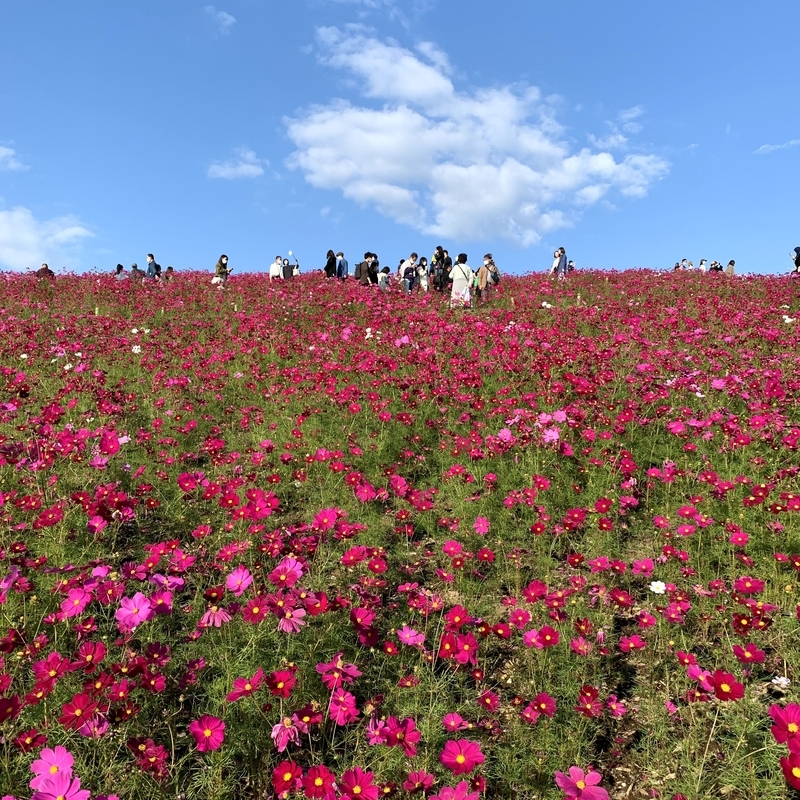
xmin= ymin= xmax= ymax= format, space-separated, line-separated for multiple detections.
xmin=484 ymin=260 xmax=489 ymax=265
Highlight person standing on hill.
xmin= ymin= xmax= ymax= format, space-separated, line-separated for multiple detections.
xmin=400 ymin=253 xmax=418 ymax=294
xmin=450 ymin=253 xmax=473 ymax=308
xmin=556 ymin=247 xmax=568 ymax=278
xmin=416 ymin=256 xmax=429 ymax=292
xmin=324 ymin=250 xmax=336 ymax=278
xmin=431 ymin=246 xmax=445 ymax=292
xmin=336 ymin=252 xmax=348 ymax=279
xmin=214 ymin=254 xmax=231 ymax=286
xmin=725 ymin=260 xmax=736 ymax=276
xmin=270 ymin=255 xmax=282 ymax=281
xmin=355 ymin=252 xmax=372 ymax=286
xmin=146 ymin=254 xmax=160 ymax=280
xmin=790 ymin=247 xmax=800 ymax=275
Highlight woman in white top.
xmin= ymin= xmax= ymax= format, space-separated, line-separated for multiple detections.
xmin=449 ymin=253 xmax=473 ymax=308
xmin=269 ymin=256 xmax=282 ymax=281
xmin=416 ymin=257 xmax=429 ymax=292
xmin=550 ymin=249 xmax=560 ymax=276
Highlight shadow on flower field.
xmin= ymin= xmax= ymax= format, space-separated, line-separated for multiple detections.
xmin=0 ymin=270 xmax=799 ymax=799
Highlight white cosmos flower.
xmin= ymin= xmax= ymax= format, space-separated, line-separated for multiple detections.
xmin=649 ymin=581 xmax=667 ymax=595
xmin=131 ymin=345 xmax=142 ymax=354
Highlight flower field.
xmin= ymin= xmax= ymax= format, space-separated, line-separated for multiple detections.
xmin=1 ymin=269 xmax=800 ymax=799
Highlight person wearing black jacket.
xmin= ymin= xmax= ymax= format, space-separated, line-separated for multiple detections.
xmin=791 ymin=247 xmax=800 ymax=275
xmin=324 ymin=249 xmax=336 ymax=278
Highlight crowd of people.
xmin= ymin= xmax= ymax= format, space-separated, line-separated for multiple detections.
xmin=308 ymin=247 xmax=502 ymax=307
xmin=671 ymin=258 xmax=737 ymax=274
xmin=111 ymin=257 xmax=176 ymax=283
xmin=28 ymin=245 xmax=800 ymax=285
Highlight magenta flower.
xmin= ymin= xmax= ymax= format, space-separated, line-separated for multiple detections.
xmin=316 ymin=653 xmax=362 ymax=689
xmin=200 ymin=605 xmax=232 ymax=628
xmin=31 ymin=774 xmax=89 ymax=800
xmin=30 ymin=746 xmax=73 ymax=789
xmin=225 ymin=566 xmax=253 ymax=597
xmin=277 ymin=606 xmax=306 ymax=633
xmin=554 ymin=766 xmax=608 ymax=799
xmin=473 ymin=516 xmax=490 ymax=535
xmin=330 ymin=688 xmax=360 ymax=725
xmin=60 ymin=588 xmax=90 ymax=619
xmin=115 ymin=592 xmax=153 ymax=632
xmin=439 ymin=739 xmax=485 ymax=775
xmin=397 ymin=625 xmax=425 ymax=647
xmin=271 ymin=716 xmax=300 ymax=752
xmin=188 ymin=715 xmax=225 ymax=752
xmin=430 ymin=782 xmax=479 ymax=800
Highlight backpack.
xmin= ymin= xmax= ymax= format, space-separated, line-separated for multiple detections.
xmin=354 ymin=262 xmax=362 ymax=280
xmin=489 ymin=265 xmax=500 ymax=285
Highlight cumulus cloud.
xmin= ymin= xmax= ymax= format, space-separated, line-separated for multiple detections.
xmin=0 ymin=206 xmax=93 ymax=271
xmin=285 ymin=28 xmax=669 ymax=244
xmin=755 ymin=138 xmax=800 ymax=155
xmin=207 ymin=147 xmax=265 ymax=179
xmin=0 ymin=145 xmax=28 ymax=172
xmin=205 ymin=5 xmax=236 ymax=35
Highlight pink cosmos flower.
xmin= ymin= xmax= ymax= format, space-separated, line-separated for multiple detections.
xmin=339 ymin=767 xmax=379 ymax=800
xmin=397 ymin=626 xmax=425 ymax=647
xmin=188 ymin=715 xmax=225 ymax=752
xmin=115 ymin=592 xmax=153 ymax=632
xmin=277 ymin=607 xmax=306 ymax=633
xmin=271 ymin=716 xmax=300 ymax=752
xmin=330 ymin=688 xmax=360 ymax=725
xmin=200 ymin=605 xmax=232 ymax=628
xmin=61 ymin=587 xmax=92 ymax=618
xmin=225 ymin=566 xmax=253 ymax=597
xmin=403 ymin=770 xmax=435 ymax=793
xmin=316 ymin=654 xmax=362 ymax=689
xmin=384 ymin=716 xmax=421 ymax=757
xmin=226 ymin=668 xmax=265 ymax=702
xmin=30 ymin=746 xmax=73 ymax=789
xmin=30 ymin=773 xmax=90 ymax=800
xmin=770 ymin=703 xmax=800 ymax=743
xmin=473 ymin=517 xmax=489 ymax=535
xmin=439 ymin=739 xmax=485 ymax=775
xmin=431 ymin=782 xmax=479 ymax=800
xmin=442 ymin=712 xmax=470 ymax=732
xmin=554 ymin=766 xmax=609 ymax=799
xmin=268 ymin=557 xmax=304 ymax=588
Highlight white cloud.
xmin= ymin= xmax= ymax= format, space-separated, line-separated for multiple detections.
xmin=0 ymin=145 xmax=28 ymax=172
xmin=285 ymin=28 xmax=669 ymax=245
xmin=207 ymin=147 xmax=265 ymax=179
xmin=205 ymin=5 xmax=236 ymax=35
xmin=0 ymin=206 xmax=93 ymax=271
xmin=755 ymin=138 xmax=800 ymax=155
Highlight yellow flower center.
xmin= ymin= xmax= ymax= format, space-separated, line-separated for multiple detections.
xmin=790 ymin=723 xmax=799 ymax=733
xmin=283 ymin=772 xmax=293 ymax=781
xmin=720 ymin=683 xmax=730 ymax=693
xmin=315 ymin=778 xmax=324 ymax=787
xmin=353 ymin=787 xmax=362 ymax=795
xmin=50 ymin=765 xmax=59 ymax=774
xmin=203 ymin=728 xmax=212 ymax=738
xmin=576 ymin=780 xmax=586 ymax=790
xmin=456 ymin=754 xmax=465 ymax=764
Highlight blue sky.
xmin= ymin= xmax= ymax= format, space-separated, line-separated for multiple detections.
xmin=1 ymin=0 xmax=798 ymax=275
